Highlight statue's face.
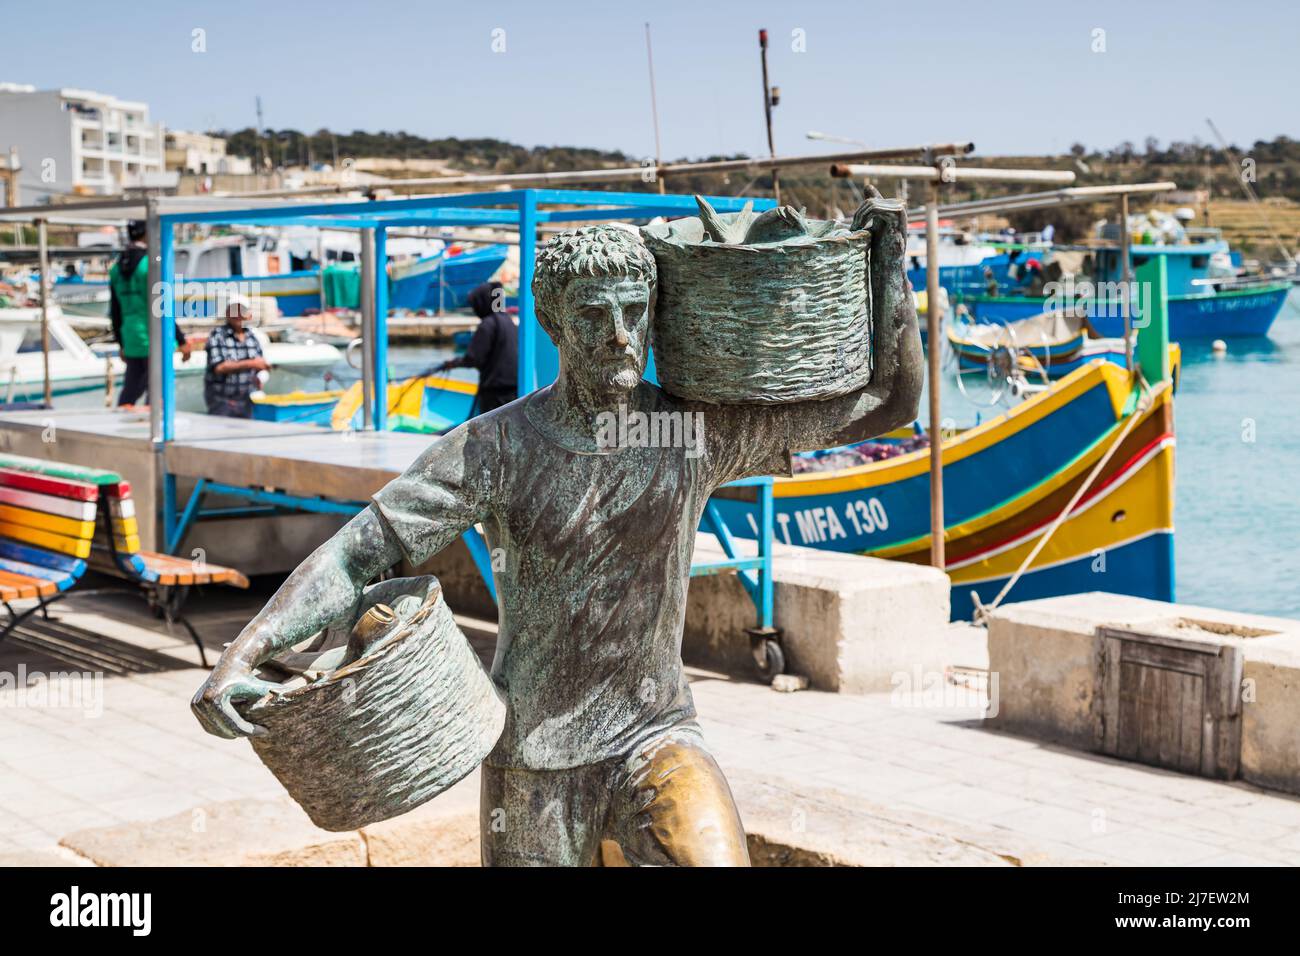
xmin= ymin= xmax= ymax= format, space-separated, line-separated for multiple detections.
xmin=558 ymin=276 xmax=650 ymax=395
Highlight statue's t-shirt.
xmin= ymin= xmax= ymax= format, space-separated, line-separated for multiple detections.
xmin=371 ymin=382 xmax=792 ymax=771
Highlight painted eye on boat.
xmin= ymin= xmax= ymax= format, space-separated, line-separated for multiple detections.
xmin=1111 ymin=510 xmax=1127 ymax=523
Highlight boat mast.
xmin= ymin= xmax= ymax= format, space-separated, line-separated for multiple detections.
xmin=644 ymin=23 xmax=665 ymax=196
xmin=1205 ymin=118 xmax=1294 ymax=265
xmin=758 ymin=29 xmax=780 ymax=204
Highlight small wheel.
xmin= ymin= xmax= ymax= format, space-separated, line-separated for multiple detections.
xmin=755 ymin=638 xmax=786 ymax=680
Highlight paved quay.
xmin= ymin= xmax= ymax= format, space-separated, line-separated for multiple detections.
xmin=1 ymin=586 xmax=1297 ymax=866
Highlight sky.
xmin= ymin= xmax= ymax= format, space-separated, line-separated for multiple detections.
xmin=4 ymin=0 xmax=1296 ymax=160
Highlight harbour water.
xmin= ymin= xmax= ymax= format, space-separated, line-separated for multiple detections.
xmin=1174 ymin=291 xmax=1300 ymax=618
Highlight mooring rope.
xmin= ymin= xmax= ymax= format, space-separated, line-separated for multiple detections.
xmin=971 ymin=372 xmax=1155 ymax=625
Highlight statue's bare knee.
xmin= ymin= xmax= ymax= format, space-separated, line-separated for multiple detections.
xmin=611 ymin=737 xmax=750 ymax=867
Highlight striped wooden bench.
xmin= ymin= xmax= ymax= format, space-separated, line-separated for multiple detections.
xmin=0 ymin=466 xmax=96 ymax=601
xmin=0 ymin=454 xmax=249 ymax=665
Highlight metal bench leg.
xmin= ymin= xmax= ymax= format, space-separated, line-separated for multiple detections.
xmin=1 ymin=594 xmax=68 ymax=644
xmin=156 ymin=585 xmax=208 ymax=668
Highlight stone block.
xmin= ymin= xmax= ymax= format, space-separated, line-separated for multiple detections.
xmin=987 ymin=592 xmax=1300 ymax=795
xmin=685 ymin=537 xmax=952 ymax=692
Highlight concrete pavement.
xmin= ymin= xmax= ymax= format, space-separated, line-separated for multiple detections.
xmin=1 ymin=586 xmax=1297 ymax=865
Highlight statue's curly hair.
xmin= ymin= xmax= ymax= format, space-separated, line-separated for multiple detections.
xmin=531 ymin=226 xmax=657 ymax=338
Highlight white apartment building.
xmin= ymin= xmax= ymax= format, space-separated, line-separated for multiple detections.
xmin=0 ymin=82 xmax=167 ymax=198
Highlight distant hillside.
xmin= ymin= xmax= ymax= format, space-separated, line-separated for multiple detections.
xmin=219 ymin=127 xmax=637 ymax=176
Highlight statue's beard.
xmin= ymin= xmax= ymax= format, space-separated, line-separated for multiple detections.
xmin=601 ymin=364 xmax=641 ymax=392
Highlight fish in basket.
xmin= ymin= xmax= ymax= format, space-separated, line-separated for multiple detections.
xmin=239 ymin=575 xmax=505 ymax=832
xmin=641 ymin=194 xmax=896 ymax=404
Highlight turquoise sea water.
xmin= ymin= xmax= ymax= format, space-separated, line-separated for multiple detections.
xmin=1170 ymin=291 xmax=1300 ymax=619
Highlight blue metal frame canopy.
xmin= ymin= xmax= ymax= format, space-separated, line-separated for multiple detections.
xmin=154 ymin=187 xmax=780 ymax=636
xmin=155 ymin=187 xmax=772 ymax=438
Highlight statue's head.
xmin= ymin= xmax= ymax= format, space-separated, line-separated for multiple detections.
xmin=533 ymin=226 xmax=656 ymax=396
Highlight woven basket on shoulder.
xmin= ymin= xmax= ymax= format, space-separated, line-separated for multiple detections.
xmin=642 ymin=207 xmax=874 ymax=404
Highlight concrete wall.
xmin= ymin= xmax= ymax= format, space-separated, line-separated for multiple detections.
xmin=683 ymin=539 xmax=953 ymax=692
xmin=0 ymin=415 xmax=347 ymax=575
xmin=988 ymin=592 xmax=1300 ymax=795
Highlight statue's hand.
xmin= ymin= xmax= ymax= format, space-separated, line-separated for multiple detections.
xmin=851 ymin=187 xmax=907 ymax=261
xmin=191 ymin=660 xmax=283 ymax=739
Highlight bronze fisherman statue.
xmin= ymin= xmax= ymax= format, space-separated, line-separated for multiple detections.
xmin=192 ymin=194 xmax=923 ymax=866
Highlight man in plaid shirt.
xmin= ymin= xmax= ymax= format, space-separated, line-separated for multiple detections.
xmin=204 ymin=302 xmax=270 ymax=418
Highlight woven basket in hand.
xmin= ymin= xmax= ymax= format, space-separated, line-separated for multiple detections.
xmin=642 ymin=202 xmax=874 ymax=404
xmin=242 ymin=576 xmax=504 ymax=831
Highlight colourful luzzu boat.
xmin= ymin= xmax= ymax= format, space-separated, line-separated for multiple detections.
xmin=707 ymin=360 xmax=1174 ymax=620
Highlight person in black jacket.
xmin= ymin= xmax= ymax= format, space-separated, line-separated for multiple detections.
xmin=438 ymin=280 xmax=518 ymax=414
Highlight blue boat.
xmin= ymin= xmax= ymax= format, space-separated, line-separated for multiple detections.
xmin=387 ymin=245 xmax=510 ymax=311
xmin=957 ymin=239 xmax=1289 ymax=338
xmin=171 ymin=242 xmax=509 ymax=318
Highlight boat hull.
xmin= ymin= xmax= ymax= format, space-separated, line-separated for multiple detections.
xmin=707 ymin=362 xmax=1175 ymax=618
xmin=962 ymin=284 xmax=1289 ymax=338
xmin=389 ymin=246 xmax=509 ymax=312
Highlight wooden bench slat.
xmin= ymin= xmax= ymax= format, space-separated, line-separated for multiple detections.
xmin=0 ymin=521 xmax=92 ymax=558
xmin=0 ymin=539 xmax=87 ymax=575
xmin=0 ymin=503 xmax=96 ymax=540
xmin=0 ymin=454 xmax=122 ymax=486
xmin=0 ymin=486 xmax=98 ymax=522
xmin=0 ymin=556 xmax=76 ymax=590
xmin=106 ymin=498 xmax=136 ymax=519
xmin=0 ymin=468 xmax=99 ymax=502
xmin=139 ymin=551 xmax=249 ymax=589
xmin=110 ymin=515 xmax=140 ymax=537
xmin=0 ymin=569 xmax=54 ymax=599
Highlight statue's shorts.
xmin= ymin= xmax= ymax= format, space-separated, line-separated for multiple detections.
xmin=480 ymin=724 xmax=750 ymax=867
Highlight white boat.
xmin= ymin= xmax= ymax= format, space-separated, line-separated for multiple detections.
xmin=0 ymin=305 xmax=341 ymax=405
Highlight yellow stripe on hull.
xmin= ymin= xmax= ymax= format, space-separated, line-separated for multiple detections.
xmin=947 ymin=439 xmax=1174 ymax=585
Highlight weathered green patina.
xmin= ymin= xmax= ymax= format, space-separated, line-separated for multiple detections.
xmin=192 ymin=194 xmax=923 ymax=866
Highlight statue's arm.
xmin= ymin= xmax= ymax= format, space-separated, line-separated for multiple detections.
xmin=784 ymin=196 xmax=925 ymax=453
xmin=190 ymin=507 xmax=404 ymax=738
xmin=192 ymin=423 xmax=495 ymax=738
